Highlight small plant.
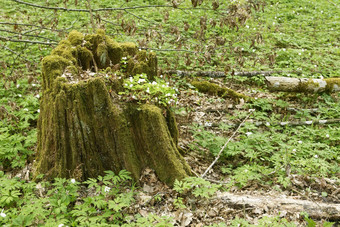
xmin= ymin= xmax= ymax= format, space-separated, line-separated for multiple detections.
xmin=173 ymin=177 xmax=220 ymax=199
xmin=0 ymin=170 xmax=140 ymax=226
xmin=119 ymin=73 xmax=178 ymax=107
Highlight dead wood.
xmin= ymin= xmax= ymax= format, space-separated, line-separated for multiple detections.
xmin=265 ymin=76 xmax=340 ymax=93
xmin=216 ymin=192 xmax=340 ymax=220
xmin=165 ymin=70 xmax=304 ymax=78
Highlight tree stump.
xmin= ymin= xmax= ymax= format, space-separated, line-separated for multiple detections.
xmin=34 ymin=30 xmax=191 ymax=185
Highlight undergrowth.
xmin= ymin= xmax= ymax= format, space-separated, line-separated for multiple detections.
xmin=0 ymin=0 xmax=339 ymax=226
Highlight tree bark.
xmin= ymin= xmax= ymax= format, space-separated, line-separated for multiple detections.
xmin=216 ymin=192 xmax=340 ymax=220
xmin=265 ymin=76 xmax=340 ymax=93
xmin=34 ymin=30 xmax=191 ymax=185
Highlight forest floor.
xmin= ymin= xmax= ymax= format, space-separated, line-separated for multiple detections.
xmin=124 ymin=74 xmax=340 ymax=226
xmin=1 ymin=0 xmax=339 ymax=226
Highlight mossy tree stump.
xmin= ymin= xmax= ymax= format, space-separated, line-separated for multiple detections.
xmin=35 ymin=30 xmax=191 ymax=185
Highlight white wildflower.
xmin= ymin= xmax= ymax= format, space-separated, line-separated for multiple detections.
xmin=160 ymin=75 xmax=163 ymax=78
xmin=298 ymin=140 xmax=302 ymax=144
xmin=298 ymin=52 xmax=301 ymax=55
xmin=122 ymin=57 xmax=127 ymax=60
xmin=37 ymin=109 xmax=40 ymax=113
xmin=129 ymin=77 xmax=133 ymax=82
xmin=58 ymin=224 xmax=64 ymax=227
xmin=32 ymin=83 xmax=37 ymax=87
xmin=292 ymin=149 xmax=296 ymax=152
xmin=35 ymin=94 xmax=40 ymax=98
xmin=130 ymin=84 xmax=133 ymax=88
xmin=24 ymin=108 xmax=29 ymax=111
xmin=70 ymin=179 xmax=76 ymax=184
xmin=104 ymin=186 xmax=111 ymax=192
xmin=132 ymin=95 xmax=136 ymax=99
xmin=146 ymin=88 xmax=150 ymax=93
xmin=314 ymin=155 xmax=318 ymax=158
xmin=18 ymin=94 xmax=22 ymax=97
xmin=246 ymin=25 xmax=249 ymax=29
xmin=326 ymin=134 xmax=329 ymax=138
xmin=138 ymin=79 xmax=146 ymax=83
xmin=245 ymin=132 xmax=253 ymax=136
xmin=16 ymin=84 xmax=20 ymax=88
xmin=0 ymin=209 xmax=6 ymax=218
xmin=152 ymin=81 xmax=157 ymax=85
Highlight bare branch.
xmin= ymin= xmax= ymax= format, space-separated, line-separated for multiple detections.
xmin=201 ymin=110 xmax=254 ymax=178
xmin=0 ymin=29 xmax=57 ymax=42
xmin=206 ymin=118 xmax=340 ymax=128
xmin=140 ymin=47 xmax=199 ymax=54
xmin=10 ymin=0 xmax=222 ymax=13
xmin=124 ymin=9 xmax=153 ymax=23
xmin=164 ymin=70 xmax=307 ymax=78
xmin=10 ymin=0 xmax=173 ymax=12
xmin=1 ymin=45 xmax=33 ymax=63
xmin=0 ymin=22 xmax=72 ymax=32
xmin=0 ymin=36 xmax=57 ymax=45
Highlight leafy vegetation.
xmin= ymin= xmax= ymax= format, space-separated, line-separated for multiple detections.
xmin=0 ymin=0 xmax=339 ymax=226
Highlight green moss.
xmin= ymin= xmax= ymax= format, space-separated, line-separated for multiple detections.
xmin=296 ymin=78 xmax=340 ymax=93
xmin=125 ymin=50 xmax=157 ymax=80
xmin=121 ymin=42 xmax=137 ymax=56
xmin=147 ymin=52 xmax=158 ymax=78
xmin=191 ymin=80 xmax=250 ymax=101
xmin=84 ymin=33 xmax=103 ymax=51
xmin=67 ymin=30 xmax=84 ymax=46
xmin=325 ymin=78 xmax=340 ymax=93
xmin=51 ymin=41 xmax=77 ymax=65
xmin=76 ymin=46 xmax=93 ymax=70
xmin=128 ymin=104 xmax=191 ymax=185
xmin=41 ymin=55 xmax=71 ymax=90
xmin=106 ymin=37 xmax=123 ymax=65
xmin=96 ymin=42 xmax=109 ymax=68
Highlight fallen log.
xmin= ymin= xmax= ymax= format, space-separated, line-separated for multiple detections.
xmin=265 ymin=76 xmax=340 ymax=93
xmin=202 ymin=118 xmax=340 ymax=128
xmin=216 ymin=192 xmax=340 ymax=220
xmin=164 ymin=70 xmax=303 ymax=78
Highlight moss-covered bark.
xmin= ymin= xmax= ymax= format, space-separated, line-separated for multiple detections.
xmin=265 ymin=76 xmax=340 ymax=93
xmin=35 ymin=31 xmax=190 ymax=185
xmin=191 ymin=80 xmax=251 ymax=101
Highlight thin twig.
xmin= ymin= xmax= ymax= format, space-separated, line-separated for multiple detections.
xmin=0 ymin=29 xmax=57 ymax=42
xmin=10 ymin=0 xmax=224 ymax=12
xmin=201 ymin=110 xmax=254 ymax=178
xmin=0 ymin=22 xmax=66 ymax=32
xmin=124 ymin=9 xmax=153 ymax=23
xmin=10 ymin=0 xmax=173 ymax=12
xmin=86 ymin=0 xmax=96 ymax=33
xmin=139 ymin=47 xmax=199 ymax=54
xmin=0 ymin=36 xmax=57 ymax=45
xmin=1 ymin=45 xmax=33 ymax=62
